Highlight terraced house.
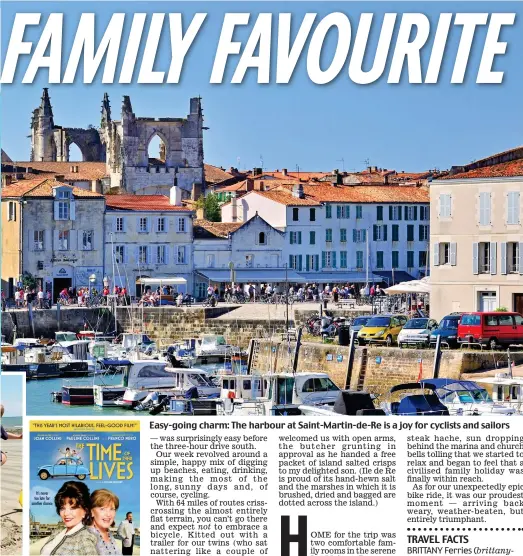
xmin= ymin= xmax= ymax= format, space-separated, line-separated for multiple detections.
xmin=1 ymin=178 xmax=105 ymax=300
xmin=431 ymin=147 xmax=523 ymax=320
xmin=104 ymin=187 xmax=194 ymax=296
xmin=221 ymin=182 xmax=430 ymax=285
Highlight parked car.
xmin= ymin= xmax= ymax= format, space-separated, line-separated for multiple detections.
xmin=397 ymin=318 xmax=439 ymax=348
xmin=457 ymin=312 xmax=523 ymax=350
xmin=37 ymin=457 xmax=90 ymax=480
xmin=430 ymin=313 xmax=463 ymax=349
xmin=357 ymin=315 xmax=408 ymax=346
xmin=350 ymin=316 xmax=373 ymax=336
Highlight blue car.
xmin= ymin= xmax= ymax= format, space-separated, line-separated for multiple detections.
xmin=430 ymin=313 xmax=463 ymax=349
xmin=37 ymin=457 xmax=90 ymax=481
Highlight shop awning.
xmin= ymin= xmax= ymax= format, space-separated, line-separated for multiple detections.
xmin=298 ymin=272 xmax=383 ymax=283
xmin=196 ymin=269 xmax=303 ymax=283
xmin=373 ymin=271 xmax=415 ymax=285
xmin=136 ymin=277 xmax=187 ymax=285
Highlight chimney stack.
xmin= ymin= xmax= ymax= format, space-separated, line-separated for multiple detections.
xmin=231 ymin=193 xmax=238 ymax=222
xmin=292 ymin=184 xmax=304 ymax=199
xmin=282 ymin=168 xmax=288 ymax=176
xmin=170 ymin=185 xmax=182 ymax=206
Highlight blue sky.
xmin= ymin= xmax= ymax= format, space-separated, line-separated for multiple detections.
xmin=1 ymin=1 xmax=522 ymax=172
xmin=0 ymin=374 xmax=23 ymax=416
xmin=30 ymin=431 xmax=140 ymax=526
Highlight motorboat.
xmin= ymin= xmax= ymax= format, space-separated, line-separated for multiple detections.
xmin=119 ymin=367 xmax=220 ymax=408
xmin=220 ymin=372 xmax=342 ymax=416
xmin=2 ymin=340 xmax=90 ymax=379
xmin=55 ymin=331 xmax=78 ymax=343
xmin=419 ymin=378 xmax=516 ymax=416
xmin=474 ymin=373 xmax=523 ymax=414
xmin=57 ymin=359 xmax=129 ymax=406
xmin=167 ymin=335 xmax=242 ymax=366
xmin=299 ymin=391 xmax=385 ymax=416
xmin=110 ymin=333 xmax=158 ymax=359
xmin=381 ymin=383 xmax=450 ymax=415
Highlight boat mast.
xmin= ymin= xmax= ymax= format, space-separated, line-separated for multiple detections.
xmin=110 ymin=233 xmax=117 ymax=336
xmin=365 ymin=228 xmax=369 ymax=287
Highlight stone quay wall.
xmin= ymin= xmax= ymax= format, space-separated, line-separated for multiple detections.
xmin=251 ymin=340 xmax=523 ymax=398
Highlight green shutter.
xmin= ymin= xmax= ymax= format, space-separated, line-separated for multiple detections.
xmin=373 ymin=225 xmax=378 ymax=241
xmin=392 ymin=225 xmax=399 ymax=242
xmin=407 ymin=225 xmax=414 ymax=242
xmin=377 ymin=206 xmax=383 ymax=220
xmin=337 ymin=205 xmax=341 ymax=219
xmin=306 ymin=256 xmax=310 ymax=271
xmin=418 ymin=225 xmax=423 ymax=241
xmin=389 ymin=206 xmax=393 ymax=220
xmin=353 ymin=229 xmax=357 ymax=242
xmin=289 ymin=255 xmax=293 ymax=268
xmin=315 ymin=255 xmax=319 ymax=270
xmin=414 ymin=206 xmax=418 ymax=220
xmin=398 ymin=206 xmax=402 ymax=220
xmin=326 ymin=205 xmax=331 ymax=219
xmin=322 ymin=251 xmax=326 ymax=268
xmin=290 ymin=233 xmax=294 ymax=245
xmin=298 ymin=255 xmax=303 ymax=271
xmin=383 ymin=225 xmax=388 ymax=241
xmin=332 ymin=251 xmax=337 ymax=268
xmin=298 ymin=231 xmax=302 ymax=244
xmin=345 ymin=206 xmax=350 ymax=219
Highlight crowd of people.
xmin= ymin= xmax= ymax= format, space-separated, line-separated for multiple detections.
xmin=214 ymin=282 xmax=388 ymax=303
xmin=138 ymin=285 xmax=192 ymax=307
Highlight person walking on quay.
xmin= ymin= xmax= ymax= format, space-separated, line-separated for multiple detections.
xmin=37 ymin=287 xmax=44 ymax=309
xmin=117 ymin=512 xmax=135 ymax=555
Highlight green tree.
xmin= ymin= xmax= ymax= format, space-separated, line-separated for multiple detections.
xmin=196 ymin=193 xmax=221 ymax=222
xmin=22 ymin=272 xmax=37 ymax=290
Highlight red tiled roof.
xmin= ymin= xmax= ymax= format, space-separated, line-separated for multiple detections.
xmin=439 ymin=158 xmax=523 ymax=180
xmin=253 ymin=190 xmax=322 ymax=206
xmin=204 ymin=164 xmax=235 ymax=184
xmin=105 ymin=195 xmax=191 ymax=211
xmin=13 ymin=161 xmax=108 ymax=181
xmin=1 ymin=179 xmax=104 ymax=198
xmin=266 ymin=184 xmax=429 ymax=204
xmin=256 ymin=171 xmax=330 ymax=181
xmin=193 ymin=219 xmax=243 ymax=238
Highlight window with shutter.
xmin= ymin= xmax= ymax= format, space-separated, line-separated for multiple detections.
xmin=340 ymin=251 xmax=347 ymax=268
xmin=507 ymin=192 xmax=520 ymax=225
xmin=407 ymin=225 xmax=414 ymax=242
xmin=310 ymin=231 xmax=315 ymax=245
xmin=392 ymin=251 xmax=399 ymax=268
xmin=450 ymin=243 xmax=457 ymax=266
xmin=439 ymin=194 xmax=452 ymax=218
xmin=376 ymin=206 xmax=383 ymax=221
xmin=392 ymin=225 xmax=399 ymax=242
xmin=376 ymin=251 xmax=384 ymax=269
xmin=479 ymin=192 xmax=491 ymax=226
xmin=356 ymin=251 xmax=363 ymax=269
xmin=407 ymin=251 xmax=414 ymax=268
xmin=325 ymin=205 xmax=332 ymax=219
xmin=433 ymin=243 xmax=440 ymax=266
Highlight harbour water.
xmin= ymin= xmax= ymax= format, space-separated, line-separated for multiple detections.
xmin=26 ymin=363 xmax=223 ymax=416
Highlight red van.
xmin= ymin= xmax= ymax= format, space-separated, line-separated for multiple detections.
xmin=458 ymin=312 xmax=523 ymax=349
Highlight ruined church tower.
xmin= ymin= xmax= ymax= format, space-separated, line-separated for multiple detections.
xmin=30 ymin=88 xmax=56 ymax=162
xmin=101 ymin=94 xmax=205 ymax=195
xmin=29 ymin=88 xmax=205 ymax=196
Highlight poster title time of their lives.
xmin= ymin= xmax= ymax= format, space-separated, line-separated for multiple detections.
xmin=0 ymin=11 xmax=518 ymax=85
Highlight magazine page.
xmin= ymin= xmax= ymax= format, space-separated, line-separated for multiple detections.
xmin=1 ymin=0 xmax=523 ymax=555
xmin=28 ymin=420 xmax=140 ymax=555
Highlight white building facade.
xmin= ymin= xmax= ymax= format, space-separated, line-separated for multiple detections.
xmin=104 ymin=191 xmax=194 ymax=296
xmin=221 ymin=185 xmax=430 ymax=285
xmin=193 ymin=215 xmax=288 ymax=297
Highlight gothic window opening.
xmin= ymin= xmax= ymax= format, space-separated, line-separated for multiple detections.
xmin=68 ymin=142 xmax=83 ymax=162
xmin=148 ymin=134 xmax=167 ymax=166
